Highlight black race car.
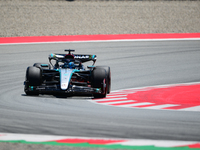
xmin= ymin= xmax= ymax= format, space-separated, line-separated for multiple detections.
xmin=24 ymin=49 xmax=111 ymax=98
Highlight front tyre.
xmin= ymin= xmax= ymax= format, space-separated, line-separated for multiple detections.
xmin=96 ymin=66 xmax=111 ymax=94
xmin=92 ymin=68 xmax=107 ymax=98
xmin=24 ymin=66 xmax=41 ymax=95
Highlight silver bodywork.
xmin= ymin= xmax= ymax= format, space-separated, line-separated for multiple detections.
xmin=60 ymin=69 xmax=73 ymax=90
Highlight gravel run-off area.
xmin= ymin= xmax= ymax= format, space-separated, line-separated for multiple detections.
xmin=0 ymin=0 xmax=200 ymax=37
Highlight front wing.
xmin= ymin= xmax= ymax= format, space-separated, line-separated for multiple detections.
xmin=24 ymin=82 xmax=101 ymax=95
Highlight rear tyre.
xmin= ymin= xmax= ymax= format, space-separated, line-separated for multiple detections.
xmin=92 ymin=68 xmax=107 ymax=98
xmin=96 ymin=66 xmax=111 ymax=94
xmin=24 ymin=66 xmax=41 ymax=95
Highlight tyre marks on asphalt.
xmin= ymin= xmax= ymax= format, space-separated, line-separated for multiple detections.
xmin=91 ymin=83 xmax=200 ymax=111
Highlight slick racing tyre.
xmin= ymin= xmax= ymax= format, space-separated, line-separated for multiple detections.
xmin=24 ymin=66 xmax=41 ymax=95
xmin=96 ymin=66 xmax=111 ymax=94
xmin=92 ymin=68 xmax=107 ymax=98
xmin=33 ymin=63 xmax=51 ymax=69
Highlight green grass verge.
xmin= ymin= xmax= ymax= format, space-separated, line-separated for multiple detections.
xmin=0 ymin=140 xmax=199 ymax=150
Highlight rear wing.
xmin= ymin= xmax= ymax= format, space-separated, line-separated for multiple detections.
xmin=74 ymin=54 xmax=96 ymax=63
xmin=49 ymin=53 xmax=97 ymax=63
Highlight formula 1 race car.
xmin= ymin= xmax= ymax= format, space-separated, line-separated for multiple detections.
xmin=24 ymin=49 xmax=111 ymax=98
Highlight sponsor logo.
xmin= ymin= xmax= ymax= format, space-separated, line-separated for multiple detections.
xmin=61 ymin=83 xmax=67 ymax=88
xmin=74 ymin=55 xmax=90 ymax=59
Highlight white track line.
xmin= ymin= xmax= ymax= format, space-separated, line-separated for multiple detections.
xmin=144 ymin=104 xmax=179 ymax=109
xmin=116 ymin=139 xmax=199 ymax=147
xmin=106 ymin=95 xmax=127 ymax=98
xmin=95 ymin=97 xmax=127 ymax=102
xmin=111 ymin=81 xmax=200 ymax=93
xmin=180 ymin=105 xmax=200 ymax=111
xmin=102 ymin=100 xmax=135 ymax=105
xmin=115 ymin=103 xmax=141 ymax=107
xmin=119 ymin=102 xmax=154 ymax=107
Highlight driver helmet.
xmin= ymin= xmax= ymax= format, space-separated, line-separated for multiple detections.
xmin=68 ymin=62 xmax=75 ymax=69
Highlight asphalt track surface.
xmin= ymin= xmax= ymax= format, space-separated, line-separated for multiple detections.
xmin=0 ymin=40 xmax=200 ymax=141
